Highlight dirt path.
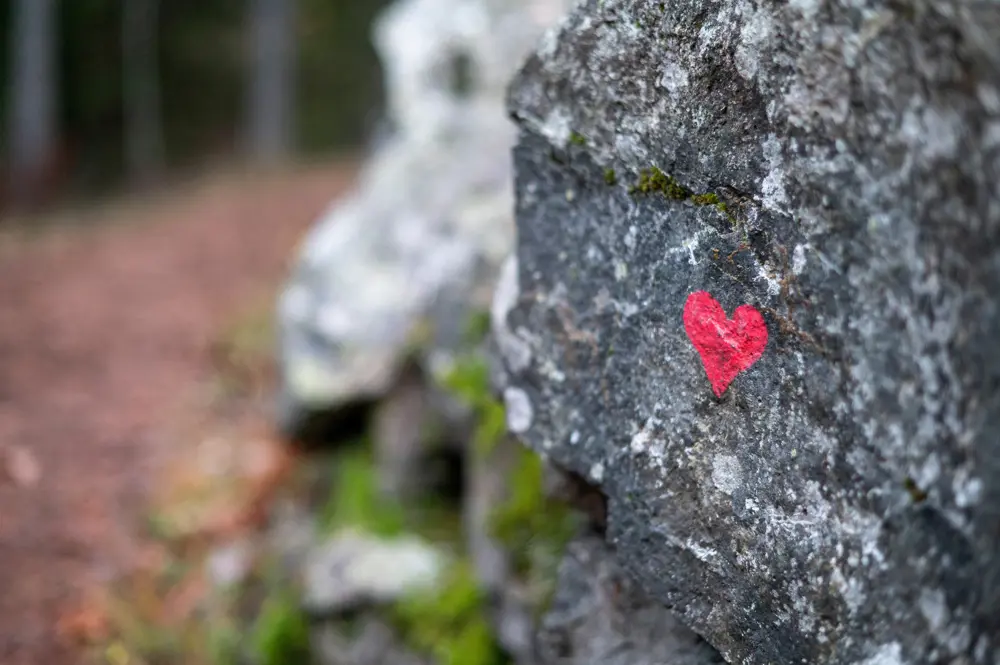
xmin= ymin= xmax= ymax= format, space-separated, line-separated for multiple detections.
xmin=0 ymin=162 xmax=357 ymax=665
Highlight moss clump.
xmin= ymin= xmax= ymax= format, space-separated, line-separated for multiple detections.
xmin=629 ymin=166 xmax=691 ymax=200
xmin=391 ymin=563 xmax=507 ymax=665
xmin=249 ymin=592 xmax=311 ymax=665
xmin=603 ymin=168 xmax=617 ymax=186
xmin=488 ymin=447 xmax=580 ymax=616
xmin=463 ymin=309 xmax=492 ymax=345
xmin=690 ymin=192 xmax=720 ymax=206
xmin=320 ymin=441 xmax=463 ymax=544
xmin=903 ymin=476 xmax=929 ymax=504
xmin=440 ymin=355 xmax=506 ymax=457
xmin=568 ymin=131 xmax=587 ymax=146
xmin=320 ymin=445 xmax=407 ymax=537
xmin=629 ymin=168 xmax=739 ymax=226
xmin=489 ymin=448 xmax=578 ymax=575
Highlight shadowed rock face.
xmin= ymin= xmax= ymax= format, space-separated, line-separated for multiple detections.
xmin=497 ymin=0 xmax=1000 ymax=662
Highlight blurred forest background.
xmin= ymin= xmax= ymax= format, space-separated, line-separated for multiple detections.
xmin=0 ymin=2 xmax=403 ymax=663
xmin=1 ymin=0 xmax=391 ymax=215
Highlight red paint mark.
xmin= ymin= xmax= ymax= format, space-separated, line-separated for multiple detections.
xmin=683 ymin=291 xmax=768 ymax=397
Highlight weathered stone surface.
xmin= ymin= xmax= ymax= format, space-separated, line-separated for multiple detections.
xmin=538 ymin=535 xmax=725 ymax=665
xmin=302 ymin=530 xmax=448 ymax=614
xmin=498 ymin=0 xmax=1000 ymax=663
xmin=275 ymin=0 xmax=573 ymax=438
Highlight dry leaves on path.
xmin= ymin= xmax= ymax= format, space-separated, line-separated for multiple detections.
xmin=0 ymin=159 xmax=358 ymax=665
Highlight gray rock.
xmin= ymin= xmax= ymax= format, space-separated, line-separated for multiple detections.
xmin=312 ymin=617 xmax=431 ymax=665
xmin=538 ymin=535 xmax=725 ymax=665
xmin=498 ymin=0 xmax=1000 ymax=663
xmin=373 ymin=365 xmax=433 ymax=499
xmin=302 ymin=530 xmax=449 ymax=615
xmin=275 ymin=0 xmax=574 ymax=438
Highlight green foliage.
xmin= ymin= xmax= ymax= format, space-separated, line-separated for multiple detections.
xmin=320 ymin=445 xmax=406 ymax=537
xmin=463 ymin=309 xmax=492 ymax=345
xmin=568 ymin=131 xmax=587 ymax=146
xmin=319 ymin=442 xmax=463 ymax=543
xmin=391 ymin=563 xmax=507 ymax=665
xmin=439 ymin=355 xmax=506 ymax=456
xmin=249 ymin=592 xmax=311 ymax=665
xmin=488 ymin=447 xmax=578 ymax=582
xmin=206 ymin=620 xmax=243 ymax=665
xmin=603 ymin=168 xmax=617 ymax=186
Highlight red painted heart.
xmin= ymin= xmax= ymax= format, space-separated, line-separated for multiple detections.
xmin=683 ymin=291 xmax=768 ymax=397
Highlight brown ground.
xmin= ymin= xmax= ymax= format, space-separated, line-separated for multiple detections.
xmin=0 ymin=161 xmax=358 ymax=665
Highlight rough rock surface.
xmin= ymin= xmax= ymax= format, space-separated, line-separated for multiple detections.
xmin=538 ymin=535 xmax=725 ymax=665
xmin=498 ymin=0 xmax=1000 ymax=663
xmin=275 ymin=0 xmax=573 ymax=438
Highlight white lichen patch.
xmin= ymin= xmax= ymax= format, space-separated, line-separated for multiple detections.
xmin=658 ymin=58 xmax=690 ymax=97
xmin=856 ymin=642 xmax=907 ymax=665
xmin=830 ymin=566 xmax=866 ymax=616
xmin=792 ymin=243 xmax=808 ymax=275
xmin=760 ymin=133 xmax=789 ymax=213
xmin=589 ymin=461 xmax=605 ymax=482
xmin=952 ymin=468 xmax=983 ymax=508
xmin=711 ymin=455 xmax=742 ymax=495
xmin=757 ymin=264 xmax=782 ymax=296
xmin=504 ymin=386 xmax=534 ymax=433
xmin=899 ymin=102 xmax=962 ymax=163
xmin=734 ymin=1 xmax=774 ymax=81
xmin=918 ymin=587 xmax=948 ymax=633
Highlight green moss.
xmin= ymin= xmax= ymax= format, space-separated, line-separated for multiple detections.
xmin=903 ymin=476 xmax=929 ymax=504
xmin=463 ymin=309 xmax=492 ymax=345
xmin=488 ymin=447 xmax=579 ymax=614
xmin=320 ymin=442 xmax=463 ymax=544
xmin=249 ymin=592 xmax=310 ymax=665
xmin=603 ymin=168 xmax=617 ymax=186
xmin=391 ymin=562 xmax=506 ymax=665
xmin=320 ymin=445 xmax=407 ymax=537
xmin=628 ymin=166 xmax=691 ymax=200
xmin=629 ymin=168 xmax=740 ymax=226
xmin=568 ymin=131 xmax=587 ymax=146
xmin=690 ymin=192 xmax=720 ymax=206
xmin=440 ymin=355 xmax=506 ymax=457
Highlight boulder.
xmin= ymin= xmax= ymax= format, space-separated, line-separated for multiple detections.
xmin=497 ymin=0 xmax=1000 ymax=663
xmin=275 ymin=0 xmax=573 ymax=440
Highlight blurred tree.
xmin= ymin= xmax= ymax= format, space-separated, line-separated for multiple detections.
xmin=123 ymin=0 xmax=163 ymax=186
xmin=6 ymin=0 xmax=59 ymax=207
xmin=248 ymin=0 xmax=295 ymax=164
xmin=0 ymin=0 xmax=392 ymax=212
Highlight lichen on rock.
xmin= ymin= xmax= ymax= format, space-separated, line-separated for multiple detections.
xmin=497 ymin=0 xmax=1000 ymax=663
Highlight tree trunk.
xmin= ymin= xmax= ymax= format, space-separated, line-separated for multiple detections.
xmin=248 ymin=0 xmax=296 ymax=165
xmin=123 ymin=0 xmax=163 ymax=187
xmin=6 ymin=0 xmax=58 ymax=207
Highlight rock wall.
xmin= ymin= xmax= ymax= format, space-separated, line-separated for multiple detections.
xmin=497 ymin=0 xmax=1000 ymax=664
